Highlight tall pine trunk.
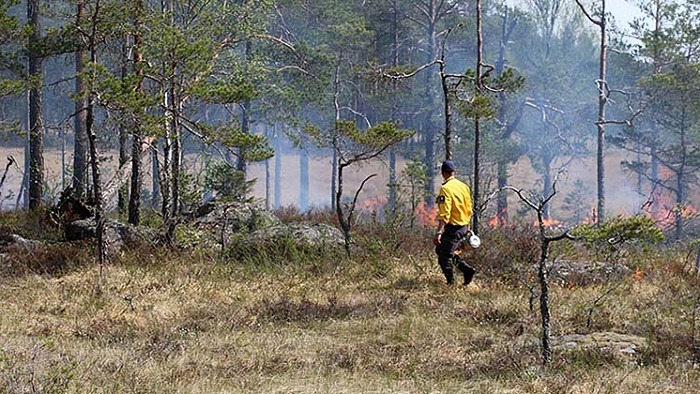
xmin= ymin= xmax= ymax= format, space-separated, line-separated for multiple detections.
xmin=274 ymin=123 xmax=281 ymax=210
xmin=595 ymin=4 xmax=607 ymax=225
xmin=472 ymin=0 xmax=485 ymax=233
xmin=28 ymin=0 xmax=44 ymax=210
xmin=128 ymin=0 xmax=144 ymax=225
xmin=423 ymin=1 xmax=439 ymax=203
xmin=574 ymin=0 xmax=608 ymax=225
xmin=73 ymin=0 xmax=88 ymax=200
xmin=118 ymin=38 xmax=129 ymax=214
xmin=86 ymin=0 xmax=106 ymax=270
xmin=300 ymin=147 xmax=309 ymax=211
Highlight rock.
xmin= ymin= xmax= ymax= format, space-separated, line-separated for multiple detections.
xmin=248 ymin=222 xmax=345 ymax=247
xmin=193 ymin=201 xmax=280 ymax=237
xmin=191 ymin=201 xmax=344 ymax=250
xmin=65 ymin=218 xmax=157 ymax=256
xmin=0 ymin=232 xmax=43 ymax=252
xmin=552 ymin=332 xmax=647 ymax=356
xmin=548 ymin=260 xmax=632 ymax=285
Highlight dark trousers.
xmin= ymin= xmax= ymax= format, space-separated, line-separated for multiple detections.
xmin=435 ymin=224 xmax=475 ymax=285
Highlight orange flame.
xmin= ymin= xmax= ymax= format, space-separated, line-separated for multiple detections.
xmin=639 ymin=167 xmax=698 ymax=227
xmin=487 ymin=208 xmax=509 ymax=228
xmin=487 ymin=216 xmax=500 ymax=228
xmin=641 ymin=171 xmax=698 ymax=227
xmin=581 ymin=207 xmax=597 ymax=225
xmin=358 ymin=195 xmax=388 ymax=212
xmin=632 ymin=267 xmax=644 ymax=281
xmin=415 ymin=201 xmax=438 ymax=228
xmin=534 ymin=218 xmax=562 ymax=227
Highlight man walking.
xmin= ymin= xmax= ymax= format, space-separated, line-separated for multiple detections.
xmin=433 ymin=160 xmax=476 ymax=285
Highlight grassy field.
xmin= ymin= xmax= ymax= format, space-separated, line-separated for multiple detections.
xmin=1 ymin=210 xmax=699 ymax=393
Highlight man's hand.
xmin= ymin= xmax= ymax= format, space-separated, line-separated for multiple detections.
xmin=433 ymin=233 xmax=441 ymax=246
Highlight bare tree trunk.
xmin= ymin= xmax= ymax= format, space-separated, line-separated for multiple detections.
xmin=169 ymin=73 xmax=181 ymax=220
xmin=675 ymin=113 xmax=688 ymax=240
xmin=128 ymin=0 xmax=144 ymax=225
xmin=160 ymin=0 xmax=173 ymax=221
xmin=440 ymin=59 xmax=452 ymax=161
xmin=423 ymin=4 xmax=439 ymax=203
xmin=388 ymin=147 xmax=396 ymax=216
xmin=86 ymin=0 xmax=106 ymax=271
xmin=495 ymin=7 xmax=520 ymax=226
xmin=274 ymin=124 xmax=281 ymax=210
xmin=336 ymin=163 xmax=350 ymax=254
xmin=472 ymin=0 xmax=485 ymax=233
xmin=575 ymin=0 xmax=607 ymax=225
xmin=20 ymin=123 xmax=28 ymax=208
xmin=388 ymin=0 xmax=399 ymax=217
xmin=300 ymin=147 xmax=309 ymax=210
xmin=538 ymin=238 xmax=552 ymax=364
xmin=542 ymin=157 xmax=553 ymax=219
xmin=264 ymin=125 xmax=271 ymax=210
xmin=506 ymin=180 xmax=573 ymax=365
xmin=129 ymin=122 xmax=142 ymax=225
xmin=118 ymin=38 xmax=129 ymax=214
xmin=168 ymin=0 xmax=181 ymax=222
xmin=151 ymin=145 xmax=160 ymax=207
xmin=73 ymin=0 xmax=88 ymax=200
xmin=331 ymin=59 xmax=341 ymax=210
xmin=237 ymin=41 xmax=252 ymax=176
xmin=28 ymin=0 xmax=44 ymax=210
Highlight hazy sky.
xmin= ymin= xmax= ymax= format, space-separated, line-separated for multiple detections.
xmin=506 ymin=0 xmax=641 ymax=29
xmin=608 ymin=0 xmax=641 ymax=29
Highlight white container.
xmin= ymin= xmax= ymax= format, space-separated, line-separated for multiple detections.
xmin=468 ymin=231 xmax=481 ymax=248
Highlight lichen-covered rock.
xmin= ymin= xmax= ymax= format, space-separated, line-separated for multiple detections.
xmin=193 ymin=201 xmax=280 ymax=237
xmin=0 ymin=232 xmax=43 ymax=252
xmin=552 ymin=332 xmax=647 ymax=356
xmin=190 ymin=201 xmax=344 ymax=250
xmin=65 ymin=218 xmax=157 ymax=256
xmin=548 ymin=260 xmax=632 ymax=285
xmin=248 ymin=222 xmax=345 ymax=247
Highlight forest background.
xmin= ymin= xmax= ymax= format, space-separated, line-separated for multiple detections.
xmin=3 ymin=1 xmax=700 ymax=392
xmin=2 ymin=0 xmax=700 ymax=240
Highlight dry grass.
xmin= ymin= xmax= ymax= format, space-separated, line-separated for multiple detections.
xmin=1 ymin=217 xmax=700 ymax=393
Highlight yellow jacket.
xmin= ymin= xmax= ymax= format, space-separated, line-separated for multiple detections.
xmin=436 ymin=176 xmax=472 ymax=226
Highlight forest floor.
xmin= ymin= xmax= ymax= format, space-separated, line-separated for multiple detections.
xmin=1 ymin=210 xmax=699 ymax=393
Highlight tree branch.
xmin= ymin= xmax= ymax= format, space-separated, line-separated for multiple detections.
xmin=347 ymin=173 xmax=377 ymax=227
xmin=574 ymin=0 xmax=601 ymax=26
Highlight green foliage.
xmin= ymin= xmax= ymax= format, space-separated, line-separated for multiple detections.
xmin=204 ymin=162 xmax=255 ymax=203
xmin=456 ymin=67 xmax=526 ymax=121
xmin=0 ymin=78 xmax=23 ymax=96
xmin=562 ymin=180 xmax=594 ymax=224
xmin=458 ymin=93 xmax=498 ymax=120
xmin=305 ymin=121 xmax=413 ymax=165
xmin=89 ymin=63 xmax=157 ymax=113
xmin=571 ymin=215 xmax=665 ymax=254
xmin=195 ymin=122 xmax=274 ymax=163
xmin=338 ymin=120 xmax=413 ymax=150
xmin=191 ymin=76 xmax=258 ymax=104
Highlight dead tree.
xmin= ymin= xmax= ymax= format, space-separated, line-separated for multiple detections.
xmin=574 ymin=0 xmax=608 ymax=224
xmin=505 ymin=172 xmax=574 ymax=365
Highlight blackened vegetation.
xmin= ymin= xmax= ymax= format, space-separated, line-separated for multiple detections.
xmin=48 ymin=187 xmax=94 ymax=228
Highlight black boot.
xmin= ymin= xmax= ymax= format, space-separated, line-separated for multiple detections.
xmin=442 ymin=266 xmax=455 ymax=285
xmin=462 ymin=266 xmax=475 ymax=285
xmin=454 ymin=256 xmax=476 ymax=285
xmin=439 ymin=255 xmax=455 ymax=285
